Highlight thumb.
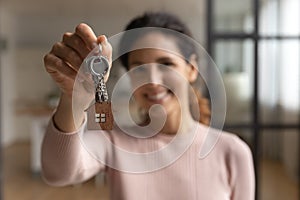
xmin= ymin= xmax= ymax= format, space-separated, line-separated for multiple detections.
xmin=97 ymin=35 xmax=112 ymax=82
xmin=97 ymin=35 xmax=112 ymax=66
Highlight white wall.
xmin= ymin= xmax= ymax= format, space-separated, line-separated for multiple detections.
xmin=8 ymin=0 xmax=206 ymax=47
xmin=13 ymin=47 xmax=55 ymax=142
xmin=0 ymin=7 xmax=17 ymax=146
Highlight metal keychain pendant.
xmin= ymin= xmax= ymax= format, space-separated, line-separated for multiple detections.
xmin=87 ymin=99 xmax=113 ymax=130
xmin=94 ymin=102 xmax=113 ymax=130
xmin=85 ymin=45 xmax=113 ymax=130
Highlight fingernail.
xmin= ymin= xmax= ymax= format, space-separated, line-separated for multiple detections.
xmin=98 ymin=35 xmax=107 ymax=45
xmin=102 ymin=35 xmax=107 ymax=42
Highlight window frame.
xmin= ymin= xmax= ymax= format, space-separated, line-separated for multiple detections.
xmin=206 ymin=0 xmax=300 ymax=199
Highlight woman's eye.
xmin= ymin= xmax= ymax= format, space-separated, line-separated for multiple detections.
xmin=131 ymin=66 xmax=147 ymax=74
xmin=159 ymin=62 xmax=176 ymax=71
xmin=162 ymin=62 xmax=174 ymax=66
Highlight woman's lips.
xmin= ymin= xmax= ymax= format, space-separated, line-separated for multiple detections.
xmin=145 ymin=90 xmax=172 ymax=103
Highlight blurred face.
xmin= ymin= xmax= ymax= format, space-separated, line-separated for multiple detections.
xmin=128 ymin=32 xmax=197 ymax=118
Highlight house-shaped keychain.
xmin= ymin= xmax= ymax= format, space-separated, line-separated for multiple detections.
xmin=86 ymin=102 xmax=114 ymax=130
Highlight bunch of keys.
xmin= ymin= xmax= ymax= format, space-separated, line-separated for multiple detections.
xmin=84 ymin=45 xmax=113 ymax=130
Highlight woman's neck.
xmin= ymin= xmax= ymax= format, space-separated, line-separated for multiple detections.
xmin=145 ymin=107 xmax=195 ymax=135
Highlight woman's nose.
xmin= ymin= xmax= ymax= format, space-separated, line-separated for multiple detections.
xmin=147 ymin=64 xmax=163 ymax=85
xmin=129 ymin=63 xmax=165 ymax=87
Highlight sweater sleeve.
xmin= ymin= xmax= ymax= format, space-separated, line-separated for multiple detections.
xmin=229 ymin=136 xmax=255 ymax=200
xmin=41 ymin=116 xmax=106 ymax=186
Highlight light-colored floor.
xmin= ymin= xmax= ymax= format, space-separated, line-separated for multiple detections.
xmin=260 ymin=160 xmax=298 ymax=200
xmin=3 ymin=142 xmax=109 ymax=200
xmin=3 ymin=142 xmax=299 ymax=200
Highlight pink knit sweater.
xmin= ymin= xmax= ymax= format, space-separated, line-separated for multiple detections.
xmin=41 ymin=118 xmax=255 ymax=200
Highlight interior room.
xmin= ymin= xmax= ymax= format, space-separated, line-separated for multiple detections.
xmin=0 ymin=0 xmax=299 ymax=199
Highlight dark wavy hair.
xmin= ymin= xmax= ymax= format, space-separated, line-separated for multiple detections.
xmin=119 ymin=12 xmax=198 ymax=70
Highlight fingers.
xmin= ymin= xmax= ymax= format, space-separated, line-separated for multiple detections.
xmin=44 ymin=53 xmax=77 ymax=80
xmin=62 ymin=32 xmax=90 ymax=59
xmin=58 ymin=24 xmax=113 ymax=72
xmin=97 ymin=35 xmax=113 ymax=64
xmin=75 ymin=23 xmax=98 ymax=50
xmin=97 ymin=35 xmax=113 ymax=82
xmin=44 ymin=23 xmax=114 ymax=95
xmin=51 ymin=42 xmax=83 ymax=71
xmin=51 ymin=23 xmax=98 ymax=72
xmin=60 ymin=23 xmax=97 ymax=70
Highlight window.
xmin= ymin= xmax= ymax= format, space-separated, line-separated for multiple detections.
xmin=207 ymin=0 xmax=300 ymax=199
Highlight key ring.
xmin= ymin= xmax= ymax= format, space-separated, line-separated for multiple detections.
xmin=83 ymin=44 xmax=114 ymax=130
xmin=84 ymin=44 xmax=110 ymax=77
xmin=88 ymin=55 xmax=110 ymax=77
xmin=83 ymin=44 xmax=110 ymax=103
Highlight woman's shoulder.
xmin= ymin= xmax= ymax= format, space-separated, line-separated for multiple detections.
xmin=220 ymin=131 xmax=250 ymax=151
xmin=217 ymin=129 xmax=253 ymax=164
xmin=197 ymin=124 xmax=252 ymax=159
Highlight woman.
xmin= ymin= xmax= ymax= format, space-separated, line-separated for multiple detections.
xmin=42 ymin=12 xmax=255 ymax=200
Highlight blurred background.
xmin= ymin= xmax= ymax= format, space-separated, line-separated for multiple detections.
xmin=0 ymin=0 xmax=299 ymax=199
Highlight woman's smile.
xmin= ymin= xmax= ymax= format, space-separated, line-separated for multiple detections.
xmin=144 ymin=88 xmax=172 ymax=104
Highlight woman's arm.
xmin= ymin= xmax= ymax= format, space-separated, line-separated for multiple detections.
xmin=53 ymin=93 xmax=85 ymax=133
xmin=44 ymin=23 xmax=112 ymax=133
xmin=41 ymin=115 xmax=105 ymax=186
xmin=41 ymin=23 xmax=112 ymax=186
xmin=229 ymin=136 xmax=255 ymax=200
